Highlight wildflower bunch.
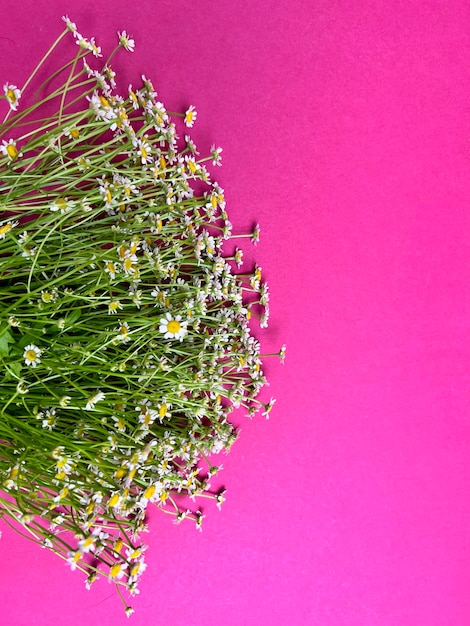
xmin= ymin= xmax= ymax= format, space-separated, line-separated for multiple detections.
xmin=0 ymin=17 xmax=284 ymax=613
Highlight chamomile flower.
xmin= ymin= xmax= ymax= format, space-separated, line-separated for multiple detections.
xmin=185 ymin=135 xmax=198 ymax=154
xmin=109 ymin=561 xmax=128 ymax=580
xmin=77 ymin=35 xmax=102 ymax=58
xmin=252 ymin=223 xmax=261 ymax=245
xmin=159 ymin=313 xmax=188 ymax=341
xmin=41 ymin=288 xmax=58 ymax=303
xmin=3 ymin=83 xmax=21 ymax=111
xmin=210 ymin=145 xmax=223 ymax=166
xmin=0 ymin=220 xmax=19 ymax=239
xmin=117 ymin=321 xmax=131 ymax=342
xmin=118 ymin=30 xmax=135 ymax=53
xmin=62 ymin=15 xmax=78 ymax=33
xmin=42 ymin=408 xmax=57 ymax=430
xmin=128 ymin=85 xmax=140 ymax=110
xmin=104 ymin=260 xmax=117 ymax=279
xmin=85 ymin=391 xmax=106 ymax=410
xmin=134 ymin=137 xmax=152 ymax=165
xmin=157 ymin=401 xmax=171 ymax=421
xmin=50 ymin=197 xmax=74 ymax=213
xmin=64 ymin=126 xmax=81 ymax=140
xmin=23 ymin=344 xmax=42 ymax=367
xmin=184 ymin=105 xmax=197 ymax=128
xmin=234 ymin=247 xmax=244 ymax=267
xmin=108 ymin=300 xmax=122 ymax=314
xmin=1 ymin=138 xmax=20 ymax=160
xmin=104 ymin=65 xmax=117 ymax=88
xmin=262 ymin=398 xmax=276 ymax=418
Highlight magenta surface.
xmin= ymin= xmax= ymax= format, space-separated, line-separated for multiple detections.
xmin=1 ymin=1 xmax=470 ymax=624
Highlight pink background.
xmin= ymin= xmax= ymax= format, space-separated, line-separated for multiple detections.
xmin=1 ymin=1 xmax=470 ymax=624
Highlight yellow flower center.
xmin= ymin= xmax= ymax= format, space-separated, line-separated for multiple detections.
xmin=110 ymin=563 xmax=122 ymax=578
xmin=55 ymin=198 xmax=68 ymax=211
xmin=167 ymin=320 xmax=180 ymax=334
xmin=25 ymin=349 xmax=38 ymax=362
xmin=159 ymin=403 xmax=168 ymax=418
xmin=130 ymin=563 xmax=141 ymax=577
xmin=0 ymin=223 xmax=12 ymax=236
xmin=6 ymin=143 xmax=18 ymax=159
xmin=123 ymin=257 xmax=134 ymax=272
xmin=109 ymin=493 xmax=120 ymax=507
xmin=144 ymin=484 xmax=156 ymax=500
xmin=70 ymin=128 xmax=80 ymax=139
xmin=7 ymin=88 xmax=17 ymax=103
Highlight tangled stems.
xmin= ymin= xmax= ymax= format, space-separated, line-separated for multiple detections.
xmin=0 ymin=18 xmax=283 ymax=612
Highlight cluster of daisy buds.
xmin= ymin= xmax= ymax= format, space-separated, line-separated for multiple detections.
xmin=0 ymin=17 xmax=284 ymax=614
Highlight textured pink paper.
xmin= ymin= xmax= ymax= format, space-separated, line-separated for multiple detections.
xmin=1 ymin=1 xmax=470 ymax=624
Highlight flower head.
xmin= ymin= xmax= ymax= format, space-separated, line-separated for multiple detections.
xmin=85 ymin=391 xmax=106 ymax=410
xmin=1 ymin=138 xmax=20 ymax=160
xmin=210 ymin=145 xmax=223 ymax=166
xmin=3 ymin=83 xmax=21 ymax=111
xmin=108 ymin=300 xmax=122 ymax=315
xmin=118 ymin=30 xmax=135 ymax=53
xmin=159 ymin=313 xmax=188 ymax=341
xmin=0 ymin=220 xmax=19 ymax=239
xmin=184 ymin=105 xmax=197 ymax=128
xmin=50 ymin=197 xmax=74 ymax=214
xmin=62 ymin=15 xmax=78 ymax=34
xmin=23 ymin=344 xmax=42 ymax=367
xmin=251 ymin=223 xmax=261 ymax=245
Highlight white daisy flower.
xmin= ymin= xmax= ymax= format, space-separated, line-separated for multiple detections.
xmin=1 ymin=138 xmax=20 ymax=160
xmin=104 ymin=260 xmax=117 ymax=279
xmin=118 ymin=30 xmax=135 ymax=53
xmin=108 ymin=300 xmax=122 ymax=315
xmin=3 ymin=83 xmax=21 ymax=111
xmin=109 ymin=561 xmax=128 ymax=580
xmin=159 ymin=313 xmax=188 ymax=341
xmin=62 ymin=15 xmax=78 ymax=34
xmin=117 ymin=321 xmax=131 ymax=343
xmin=50 ymin=197 xmax=74 ymax=213
xmin=184 ymin=105 xmax=197 ymax=128
xmin=210 ymin=144 xmax=223 ymax=166
xmin=0 ymin=220 xmax=19 ymax=239
xmin=85 ymin=391 xmax=106 ymax=410
xmin=134 ymin=137 xmax=152 ymax=165
xmin=23 ymin=344 xmax=42 ymax=367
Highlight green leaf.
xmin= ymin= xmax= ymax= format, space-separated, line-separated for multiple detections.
xmin=66 ymin=308 xmax=82 ymax=326
xmin=0 ymin=324 xmax=15 ymax=356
